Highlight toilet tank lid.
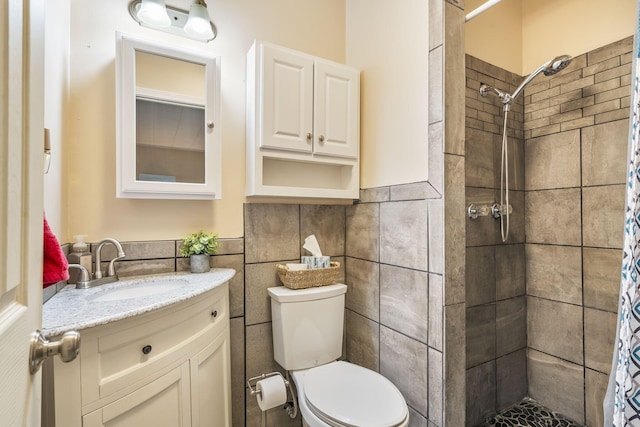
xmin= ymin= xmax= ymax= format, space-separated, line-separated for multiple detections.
xmin=268 ymin=283 xmax=347 ymax=303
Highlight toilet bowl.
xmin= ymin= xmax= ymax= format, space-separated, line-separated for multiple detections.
xmin=291 ymin=361 xmax=409 ymax=427
xmin=267 ymin=284 xmax=409 ymax=427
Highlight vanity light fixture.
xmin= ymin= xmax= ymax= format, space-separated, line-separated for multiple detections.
xmin=128 ymin=0 xmax=217 ymax=43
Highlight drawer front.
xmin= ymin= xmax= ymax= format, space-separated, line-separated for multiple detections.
xmin=81 ymin=283 xmax=228 ymax=407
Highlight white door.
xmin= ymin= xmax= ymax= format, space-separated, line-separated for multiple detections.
xmin=313 ymin=59 xmax=360 ymax=159
xmin=260 ymin=43 xmax=314 ymax=153
xmin=0 ymin=0 xmax=45 ymax=426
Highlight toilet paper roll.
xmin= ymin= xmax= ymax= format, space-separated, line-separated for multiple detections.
xmin=256 ymin=375 xmax=287 ymax=411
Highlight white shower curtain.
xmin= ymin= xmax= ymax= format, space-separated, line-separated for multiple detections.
xmin=604 ymin=3 xmax=640 ymax=425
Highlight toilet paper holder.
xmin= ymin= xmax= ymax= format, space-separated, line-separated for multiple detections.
xmin=248 ymin=371 xmax=298 ymax=421
xmin=247 ymin=371 xmax=289 ymax=396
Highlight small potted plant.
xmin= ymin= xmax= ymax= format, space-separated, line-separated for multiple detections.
xmin=180 ymin=231 xmax=219 ymax=273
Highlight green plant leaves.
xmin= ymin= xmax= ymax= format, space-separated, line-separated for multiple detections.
xmin=179 ymin=230 xmax=219 ymax=257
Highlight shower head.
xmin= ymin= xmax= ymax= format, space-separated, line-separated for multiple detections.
xmin=543 ymin=55 xmax=573 ymax=76
xmin=509 ymin=54 xmax=573 ymax=102
xmin=479 ymin=54 xmax=574 ymax=110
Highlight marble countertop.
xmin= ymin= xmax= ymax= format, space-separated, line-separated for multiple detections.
xmin=42 ymin=268 xmax=236 ymax=338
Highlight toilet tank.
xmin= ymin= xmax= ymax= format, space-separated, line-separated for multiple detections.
xmin=268 ymin=283 xmax=347 ymax=371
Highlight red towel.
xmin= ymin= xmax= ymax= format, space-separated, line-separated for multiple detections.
xmin=43 ymin=214 xmax=69 ymax=288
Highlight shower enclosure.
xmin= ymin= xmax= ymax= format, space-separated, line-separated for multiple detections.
xmin=464 ymin=37 xmax=630 ymax=426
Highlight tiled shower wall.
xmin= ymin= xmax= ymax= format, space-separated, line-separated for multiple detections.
xmin=464 ymin=56 xmax=527 ymax=426
xmin=523 ymin=37 xmax=630 ymax=426
xmin=464 ymin=36 xmax=631 ymax=426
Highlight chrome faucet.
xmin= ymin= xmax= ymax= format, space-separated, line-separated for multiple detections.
xmin=68 ymin=264 xmax=91 ymax=289
xmin=94 ymin=238 xmax=126 ymax=280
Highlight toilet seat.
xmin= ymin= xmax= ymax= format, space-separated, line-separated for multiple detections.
xmin=301 ymin=361 xmax=408 ymax=427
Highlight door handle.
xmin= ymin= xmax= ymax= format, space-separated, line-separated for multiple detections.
xmin=29 ymin=330 xmax=81 ymax=374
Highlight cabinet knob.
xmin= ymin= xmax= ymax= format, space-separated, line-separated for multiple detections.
xmin=306 ymin=132 xmax=312 ymax=141
xmin=207 ymin=121 xmax=215 ymax=129
xmin=142 ymin=345 xmax=153 ymax=355
xmin=318 ymin=135 xmax=325 ymax=143
xmin=211 ymin=310 xmax=218 ymax=318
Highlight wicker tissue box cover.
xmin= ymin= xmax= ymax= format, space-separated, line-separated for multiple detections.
xmin=276 ymin=262 xmax=340 ymax=289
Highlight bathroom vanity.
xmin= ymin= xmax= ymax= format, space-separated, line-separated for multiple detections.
xmin=41 ymin=269 xmax=235 ymax=427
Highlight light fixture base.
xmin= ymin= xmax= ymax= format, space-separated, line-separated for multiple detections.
xmin=128 ymin=0 xmax=217 ymax=43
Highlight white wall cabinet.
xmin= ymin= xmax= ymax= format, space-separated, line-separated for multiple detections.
xmin=246 ymin=41 xmax=360 ymax=198
xmin=48 ymin=283 xmax=231 ymax=427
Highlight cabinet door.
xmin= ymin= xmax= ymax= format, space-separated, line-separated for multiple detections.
xmin=83 ymin=363 xmax=191 ymax=427
xmin=190 ymin=328 xmax=231 ymax=427
xmin=313 ymin=59 xmax=360 ymax=159
xmin=260 ymin=44 xmax=314 ymax=153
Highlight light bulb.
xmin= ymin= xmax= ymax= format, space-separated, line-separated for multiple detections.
xmin=184 ymin=2 xmax=214 ymax=40
xmin=137 ymin=0 xmax=171 ymax=28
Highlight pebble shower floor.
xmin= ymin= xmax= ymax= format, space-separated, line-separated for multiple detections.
xmin=481 ymin=397 xmax=582 ymax=427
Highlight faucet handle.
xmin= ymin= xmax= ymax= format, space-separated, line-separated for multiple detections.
xmin=106 ymin=253 xmax=126 ymax=277
xmin=68 ymin=264 xmax=91 ymax=289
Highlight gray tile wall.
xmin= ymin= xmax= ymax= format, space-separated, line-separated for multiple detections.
xmin=465 ymin=36 xmax=630 ymax=426
xmin=523 ymin=36 xmax=631 ymax=426
xmin=465 ymin=54 xmax=527 ymax=426
xmin=344 ymin=182 xmax=444 ymax=427
xmin=242 ymin=203 xmax=347 ymax=427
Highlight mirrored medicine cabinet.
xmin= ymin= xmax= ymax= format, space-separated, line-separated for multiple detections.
xmin=116 ymin=32 xmax=221 ymax=199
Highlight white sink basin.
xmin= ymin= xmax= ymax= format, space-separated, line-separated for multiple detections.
xmin=90 ymin=279 xmax=189 ymax=302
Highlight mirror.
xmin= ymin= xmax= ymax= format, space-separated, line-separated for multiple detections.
xmin=116 ymin=33 xmax=221 ymax=199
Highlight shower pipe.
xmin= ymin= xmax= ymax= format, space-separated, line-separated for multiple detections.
xmin=479 ymin=54 xmax=573 ymax=242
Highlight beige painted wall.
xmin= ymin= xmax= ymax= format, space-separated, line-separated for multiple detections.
xmin=44 ymin=0 xmax=70 ymax=236
xmin=64 ymin=0 xmax=346 ymax=241
xmin=465 ymin=0 xmax=523 ymax=75
xmin=465 ymin=0 xmax=636 ymax=75
xmin=522 ymin=0 xmax=635 ymax=74
xmin=346 ymin=0 xmax=429 ymax=189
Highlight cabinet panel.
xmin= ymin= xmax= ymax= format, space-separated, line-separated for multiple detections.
xmin=261 ymin=44 xmax=314 ymax=153
xmin=313 ymin=60 xmax=360 ymax=159
xmin=83 ymin=363 xmax=191 ymax=427
xmin=190 ymin=328 xmax=231 ymax=426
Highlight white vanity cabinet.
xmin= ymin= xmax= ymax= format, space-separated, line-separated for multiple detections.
xmin=50 ymin=283 xmax=231 ymax=427
xmin=246 ymin=41 xmax=360 ymax=198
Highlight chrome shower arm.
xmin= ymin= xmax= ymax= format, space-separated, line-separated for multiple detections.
xmin=479 ymin=84 xmax=512 ymax=108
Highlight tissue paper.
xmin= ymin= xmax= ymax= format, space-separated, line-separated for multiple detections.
xmin=303 ymin=234 xmax=323 ymax=256
xmin=286 ymin=263 xmax=308 ymax=271
xmin=302 ymin=235 xmax=330 ymax=268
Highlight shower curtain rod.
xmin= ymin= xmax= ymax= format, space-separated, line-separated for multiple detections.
xmin=465 ymin=0 xmax=502 ymax=22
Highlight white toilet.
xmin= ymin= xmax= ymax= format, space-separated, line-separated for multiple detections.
xmin=268 ymin=283 xmax=409 ymax=427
